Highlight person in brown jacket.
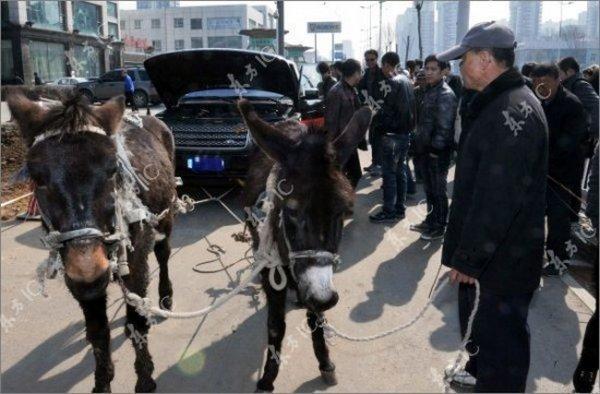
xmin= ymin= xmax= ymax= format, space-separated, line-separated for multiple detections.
xmin=325 ymin=58 xmax=364 ymax=188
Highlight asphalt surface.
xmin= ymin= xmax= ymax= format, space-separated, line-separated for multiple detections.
xmin=0 ymin=146 xmax=597 ymax=393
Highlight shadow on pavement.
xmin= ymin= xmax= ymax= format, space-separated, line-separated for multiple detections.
xmin=1 ymin=317 xmax=129 ymax=393
xmin=349 ymin=238 xmax=442 ymax=323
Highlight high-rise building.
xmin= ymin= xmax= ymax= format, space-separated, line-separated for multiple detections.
xmin=136 ymin=1 xmax=179 ymax=10
xmin=586 ymin=0 xmax=599 ymax=39
xmin=509 ymin=2 xmax=542 ymax=44
xmin=435 ymin=1 xmax=458 ymax=53
xmin=395 ymin=2 xmax=434 ymax=63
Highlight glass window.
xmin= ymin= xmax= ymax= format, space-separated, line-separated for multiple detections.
xmin=2 ymin=2 xmax=10 ymax=23
xmin=174 ymin=39 xmax=184 ymax=50
xmin=1 ymin=39 xmax=14 ymax=82
xmin=249 ymin=20 xmax=257 ymax=28
xmin=73 ymin=1 xmax=102 ymax=36
xmin=73 ymin=44 xmax=101 ymax=78
xmin=138 ymin=69 xmax=150 ymax=81
xmin=207 ymin=36 xmax=242 ymax=49
xmin=190 ymin=18 xmax=202 ymax=30
xmin=174 ymin=17 xmax=183 ymax=28
xmin=101 ymin=70 xmax=121 ymax=81
xmin=134 ymin=19 xmax=142 ymax=29
xmin=107 ymin=2 xmax=117 ymax=18
xmin=30 ymin=40 xmax=66 ymax=82
xmin=27 ymin=1 xmax=65 ymax=31
xmin=108 ymin=22 xmax=118 ymax=39
xmin=191 ymin=37 xmax=203 ymax=48
xmin=152 ymin=40 xmax=162 ymax=52
xmin=120 ymin=20 xmax=126 ymax=30
xmin=151 ymin=19 xmax=160 ymax=29
xmin=207 ymin=17 xmax=241 ymax=30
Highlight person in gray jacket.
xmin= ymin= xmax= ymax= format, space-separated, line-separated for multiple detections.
xmin=411 ymin=54 xmax=457 ymax=240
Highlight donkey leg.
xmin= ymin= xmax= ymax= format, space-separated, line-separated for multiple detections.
xmin=79 ymin=296 xmax=114 ymax=393
xmin=125 ymin=254 xmax=156 ymax=393
xmin=256 ymin=283 xmax=287 ymax=392
xmin=307 ymin=311 xmax=337 ymax=386
xmin=154 ymin=221 xmax=173 ymax=310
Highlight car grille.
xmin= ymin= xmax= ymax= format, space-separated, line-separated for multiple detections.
xmin=170 ymin=120 xmax=248 ymax=148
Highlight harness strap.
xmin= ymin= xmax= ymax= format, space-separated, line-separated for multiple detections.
xmin=42 ymin=228 xmax=105 ymax=249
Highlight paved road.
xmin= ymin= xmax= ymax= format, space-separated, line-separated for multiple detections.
xmin=0 ymin=150 xmax=596 ymax=393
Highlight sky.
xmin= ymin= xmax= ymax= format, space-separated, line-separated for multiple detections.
xmin=120 ymin=1 xmax=591 ymax=58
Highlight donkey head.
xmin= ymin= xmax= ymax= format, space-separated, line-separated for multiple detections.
xmin=8 ymin=93 xmax=126 ymax=299
xmin=239 ymin=100 xmax=372 ymax=312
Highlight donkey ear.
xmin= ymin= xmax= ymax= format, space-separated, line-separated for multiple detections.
xmin=6 ymin=93 xmax=50 ymax=147
xmin=238 ymin=99 xmax=294 ymax=163
xmin=334 ymin=106 xmax=373 ymax=166
xmin=92 ymin=95 xmax=126 ymax=134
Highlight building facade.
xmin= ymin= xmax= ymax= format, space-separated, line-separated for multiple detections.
xmin=435 ymin=1 xmax=458 ymax=53
xmin=120 ymin=3 xmax=275 ymax=65
xmin=509 ymin=1 xmax=542 ymax=45
xmin=136 ymin=1 xmax=179 ymax=10
xmin=1 ymin=1 xmax=122 ymax=85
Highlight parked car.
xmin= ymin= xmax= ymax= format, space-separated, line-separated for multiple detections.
xmin=77 ymin=67 xmax=159 ymax=107
xmin=50 ymin=77 xmax=89 ymax=86
xmin=144 ymin=49 xmax=324 ymax=183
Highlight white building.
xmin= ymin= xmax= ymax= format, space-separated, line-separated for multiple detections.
xmin=435 ymin=1 xmax=458 ymax=53
xmin=120 ymin=3 xmax=275 ymax=57
xmin=586 ymin=0 xmax=599 ymax=40
xmin=395 ymin=2 xmax=434 ymax=63
xmin=136 ymin=1 xmax=179 ymax=10
xmin=509 ymin=2 xmax=542 ymax=44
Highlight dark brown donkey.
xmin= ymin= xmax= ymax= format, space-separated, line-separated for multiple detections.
xmin=239 ymin=100 xmax=372 ymax=392
xmin=7 ymin=93 xmax=176 ymax=392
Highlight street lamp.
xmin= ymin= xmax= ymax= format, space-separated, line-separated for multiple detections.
xmin=360 ymin=4 xmax=376 ymax=49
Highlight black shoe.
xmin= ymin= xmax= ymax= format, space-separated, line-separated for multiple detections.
xmin=363 ymin=165 xmax=374 ymax=172
xmin=421 ymin=227 xmax=445 ymax=240
xmin=410 ymin=221 xmax=431 ymax=233
xmin=369 ymin=210 xmax=398 ymax=223
xmin=394 ymin=210 xmax=406 ymax=220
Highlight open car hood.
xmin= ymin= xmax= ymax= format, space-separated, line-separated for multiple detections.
xmin=144 ymin=49 xmax=300 ymax=109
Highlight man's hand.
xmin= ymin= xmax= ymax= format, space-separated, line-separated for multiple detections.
xmin=449 ymin=268 xmax=476 ymax=284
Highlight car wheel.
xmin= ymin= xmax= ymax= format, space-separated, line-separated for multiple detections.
xmin=80 ymin=90 xmax=94 ymax=104
xmin=133 ymin=90 xmax=148 ymax=108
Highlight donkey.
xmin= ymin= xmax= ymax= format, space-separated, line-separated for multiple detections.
xmin=239 ymin=100 xmax=372 ymax=392
xmin=7 ymin=93 xmax=177 ymax=393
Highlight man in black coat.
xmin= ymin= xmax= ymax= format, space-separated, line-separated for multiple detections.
xmin=530 ymin=63 xmax=588 ymax=276
xmin=437 ymin=21 xmax=548 ymax=392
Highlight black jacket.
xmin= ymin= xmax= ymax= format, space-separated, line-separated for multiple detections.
xmin=318 ymin=75 xmax=337 ymax=99
xmin=377 ymin=74 xmax=415 ymax=135
xmin=541 ymin=85 xmax=588 ymax=185
xmin=415 ymin=80 xmax=457 ymax=154
xmin=587 ymin=143 xmax=599 ymax=231
xmin=358 ymin=66 xmax=386 ymax=103
xmin=442 ymin=68 xmax=549 ymax=295
xmin=563 ymin=73 xmax=600 ymax=140
xmin=445 ymin=74 xmax=463 ymax=100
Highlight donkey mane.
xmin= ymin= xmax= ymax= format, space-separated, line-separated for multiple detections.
xmin=42 ymin=93 xmax=100 ymax=136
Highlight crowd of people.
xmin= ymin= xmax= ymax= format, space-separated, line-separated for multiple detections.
xmin=318 ymin=20 xmax=599 ymax=393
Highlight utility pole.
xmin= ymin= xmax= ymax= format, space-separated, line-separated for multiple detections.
xmin=276 ymin=1 xmax=284 ymax=56
xmin=378 ymin=1 xmax=383 ymax=55
xmin=331 ymin=33 xmax=334 ymax=61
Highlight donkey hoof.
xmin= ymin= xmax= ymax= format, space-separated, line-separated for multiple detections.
xmin=135 ymin=378 xmax=157 ymax=393
xmin=320 ymin=369 xmax=338 ymax=386
xmin=255 ymin=379 xmax=274 ymax=392
xmin=160 ymin=295 xmax=173 ymax=311
xmin=92 ymin=384 xmax=111 ymax=393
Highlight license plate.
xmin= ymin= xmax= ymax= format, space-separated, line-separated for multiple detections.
xmin=186 ymin=155 xmax=225 ymax=172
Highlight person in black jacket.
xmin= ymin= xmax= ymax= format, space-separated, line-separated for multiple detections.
xmin=558 ymin=57 xmax=600 ymax=220
xmin=410 ymin=54 xmax=457 ymax=240
xmin=369 ymin=52 xmax=415 ymax=223
xmin=359 ymin=49 xmax=386 ymax=175
xmin=530 ymin=63 xmax=588 ymax=276
xmin=437 ymin=21 xmax=548 ymax=392
xmin=441 ymin=62 xmax=463 ymax=100
xmin=316 ymin=61 xmax=337 ymax=99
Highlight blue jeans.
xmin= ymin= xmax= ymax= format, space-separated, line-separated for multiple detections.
xmin=381 ymin=133 xmax=410 ymax=214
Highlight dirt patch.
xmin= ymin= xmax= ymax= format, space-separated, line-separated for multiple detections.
xmin=1 ymin=122 xmax=31 ymax=220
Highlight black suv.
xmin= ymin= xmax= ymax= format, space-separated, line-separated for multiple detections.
xmin=144 ymin=49 xmax=323 ymax=183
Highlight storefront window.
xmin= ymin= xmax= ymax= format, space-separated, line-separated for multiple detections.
xmin=1 ymin=39 xmax=14 ymax=81
xmin=207 ymin=36 xmax=242 ymax=49
xmin=191 ymin=37 xmax=203 ymax=48
xmin=73 ymin=44 xmax=101 ymax=78
xmin=107 ymin=2 xmax=117 ymax=18
xmin=73 ymin=1 xmax=102 ymax=36
xmin=30 ymin=40 xmax=66 ymax=82
xmin=27 ymin=1 xmax=65 ymax=31
xmin=108 ymin=22 xmax=119 ymax=39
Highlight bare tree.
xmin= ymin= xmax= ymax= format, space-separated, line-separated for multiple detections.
xmin=414 ymin=0 xmax=424 ymax=59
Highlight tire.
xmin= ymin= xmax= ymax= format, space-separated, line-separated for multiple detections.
xmin=80 ymin=89 xmax=94 ymax=104
xmin=133 ymin=90 xmax=148 ymax=108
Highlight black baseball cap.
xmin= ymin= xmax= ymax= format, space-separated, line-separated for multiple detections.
xmin=437 ymin=21 xmax=517 ymax=62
